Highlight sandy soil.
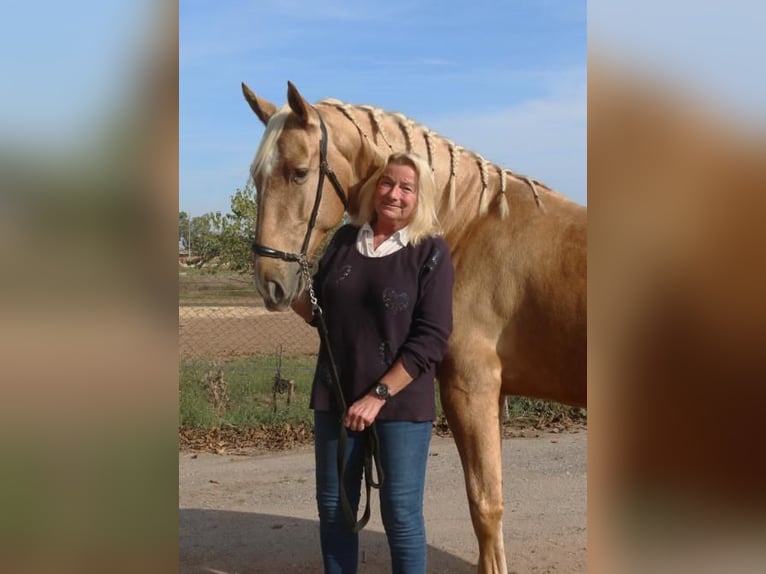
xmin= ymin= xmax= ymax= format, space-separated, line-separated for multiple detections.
xmin=179 ymin=306 xmax=319 ymax=359
xmin=179 ymin=430 xmax=586 ymax=574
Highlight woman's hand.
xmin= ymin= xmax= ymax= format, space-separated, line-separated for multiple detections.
xmin=344 ymin=360 xmax=413 ymax=431
xmin=344 ymin=393 xmax=386 ymax=432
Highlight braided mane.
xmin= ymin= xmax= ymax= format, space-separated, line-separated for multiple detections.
xmin=318 ymin=98 xmax=549 ymax=217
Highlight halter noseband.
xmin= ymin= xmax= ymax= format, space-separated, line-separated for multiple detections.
xmin=251 ymin=114 xmax=349 ymax=263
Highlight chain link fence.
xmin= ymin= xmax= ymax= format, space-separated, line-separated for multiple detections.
xmin=179 ymin=268 xmax=321 ymax=424
xmin=179 ymin=304 xmax=319 ymax=360
xmin=177 ymin=269 xmax=582 ymax=428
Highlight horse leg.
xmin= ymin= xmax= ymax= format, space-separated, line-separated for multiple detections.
xmin=440 ymin=345 xmax=507 ymax=574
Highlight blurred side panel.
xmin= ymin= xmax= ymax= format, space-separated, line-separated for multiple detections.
xmin=0 ymin=1 xmax=179 ymax=573
xmin=589 ymin=3 xmax=766 ymax=573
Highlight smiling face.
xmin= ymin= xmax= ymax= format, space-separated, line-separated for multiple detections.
xmin=372 ymin=162 xmax=418 ymax=232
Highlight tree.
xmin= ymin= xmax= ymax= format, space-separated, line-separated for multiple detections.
xmin=216 ymin=183 xmax=257 ymax=271
xmin=189 ymin=212 xmax=223 ymax=265
xmin=179 ymin=181 xmax=257 ymax=270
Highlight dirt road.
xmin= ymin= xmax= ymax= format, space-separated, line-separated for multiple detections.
xmin=179 ymin=430 xmax=586 ymax=573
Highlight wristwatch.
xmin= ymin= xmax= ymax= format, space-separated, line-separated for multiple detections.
xmin=374 ymin=382 xmax=391 ymax=402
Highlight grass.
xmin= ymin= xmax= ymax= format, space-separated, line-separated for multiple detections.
xmin=179 ymin=267 xmax=261 ymax=305
xmin=502 ymin=397 xmax=587 ymax=428
xmin=180 ymin=355 xmax=586 ymax=432
xmin=180 ymin=355 xmax=317 ymax=428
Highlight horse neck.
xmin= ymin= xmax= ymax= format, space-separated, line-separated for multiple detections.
xmin=317 ymin=101 xmax=555 ymax=237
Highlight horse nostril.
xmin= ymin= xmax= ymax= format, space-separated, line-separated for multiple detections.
xmin=266 ymin=280 xmax=286 ymax=304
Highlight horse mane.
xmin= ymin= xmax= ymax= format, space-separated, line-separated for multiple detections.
xmin=318 ymin=98 xmax=548 ymax=218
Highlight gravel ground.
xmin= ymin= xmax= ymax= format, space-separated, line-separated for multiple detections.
xmin=179 ymin=430 xmax=586 ymax=573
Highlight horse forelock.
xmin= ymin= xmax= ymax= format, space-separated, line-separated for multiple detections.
xmin=251 ymin=105 xmax=291 ymax=181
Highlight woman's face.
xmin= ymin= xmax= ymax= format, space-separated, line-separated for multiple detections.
xmin=373 ymin=162 xmax=418 ymax=230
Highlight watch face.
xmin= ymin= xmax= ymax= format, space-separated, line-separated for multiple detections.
xmin=376 ymin=384 xmax=389 ymax=399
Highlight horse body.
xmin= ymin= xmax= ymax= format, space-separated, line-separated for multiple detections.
xmin=243 ymin=81 xmax=586 ymax=574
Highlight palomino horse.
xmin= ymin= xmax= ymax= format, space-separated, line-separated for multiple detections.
xmin=242 ymin=81 xmax=586 ymax=574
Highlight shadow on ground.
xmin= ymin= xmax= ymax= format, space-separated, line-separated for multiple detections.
xmin=180 ymin=508 xmax=475 ymax=573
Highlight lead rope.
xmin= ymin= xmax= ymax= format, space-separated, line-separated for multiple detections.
xmin=299 ymin=256 xmax=384 ymax=533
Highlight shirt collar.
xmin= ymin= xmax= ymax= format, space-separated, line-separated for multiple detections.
xmin=360 ymin=222 xmax=411 ymax=246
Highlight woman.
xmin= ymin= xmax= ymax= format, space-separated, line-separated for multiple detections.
xmin=291 ymin=151 xmax=454 ymax=574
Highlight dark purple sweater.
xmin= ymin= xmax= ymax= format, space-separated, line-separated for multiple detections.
xmin=309 ymin=224 xmax=454 ymax=421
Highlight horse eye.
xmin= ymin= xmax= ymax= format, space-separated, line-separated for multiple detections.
xmin=292 ymin=168 xmax=309 ymax=183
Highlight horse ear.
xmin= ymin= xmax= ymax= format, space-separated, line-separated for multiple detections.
xmin=241 ymin=82 xmax=278 ymax=126
xmin=286 ymin=81 xmax=313 ymax=125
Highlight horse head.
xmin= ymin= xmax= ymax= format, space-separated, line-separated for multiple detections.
xmin=242 ymin=81 xmax=351 ymax=310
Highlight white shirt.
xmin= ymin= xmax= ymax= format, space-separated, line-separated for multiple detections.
xmin=356 ymin=223 xmax=411 ymax=257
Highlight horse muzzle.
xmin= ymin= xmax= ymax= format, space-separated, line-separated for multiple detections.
xmin=254 ymin=260 xmax=302 ymax=311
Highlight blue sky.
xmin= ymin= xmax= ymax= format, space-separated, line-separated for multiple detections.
xmin=0 ymin=0 xmax=153 ymax=147
xmin=180 ymin=0 xmax=587 ymax=217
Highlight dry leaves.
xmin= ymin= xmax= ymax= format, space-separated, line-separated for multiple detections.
xmin=179 ymin=422 xmax=314 ymax=454
xmin=180 ymin=414 xmax=586 ymax=454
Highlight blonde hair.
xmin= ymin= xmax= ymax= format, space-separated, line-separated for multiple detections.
xmin=353 ymin=152 xmax=441 ymax=245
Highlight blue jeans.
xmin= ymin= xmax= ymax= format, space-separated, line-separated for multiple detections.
xmin=314 ymin=410 xmax=432 ymax=574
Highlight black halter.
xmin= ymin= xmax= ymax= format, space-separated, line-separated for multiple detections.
xmin=251 ymin=114 xmax=349 ymax=262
